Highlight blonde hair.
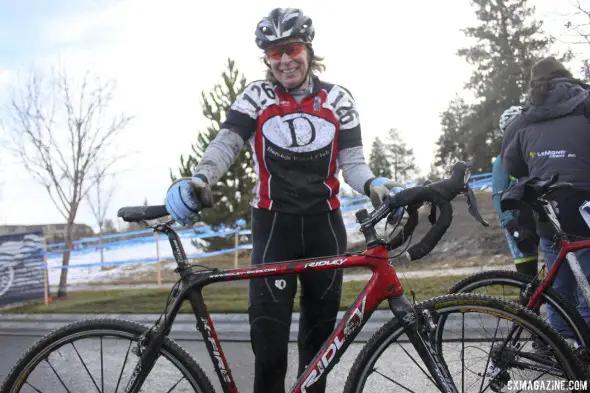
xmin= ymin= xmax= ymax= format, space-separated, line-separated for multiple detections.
xmin=264 ymin=48 xmax=326 ymax=82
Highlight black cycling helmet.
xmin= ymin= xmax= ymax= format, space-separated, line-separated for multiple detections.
xmin=255 ymin=8 xmax=315 ymax=50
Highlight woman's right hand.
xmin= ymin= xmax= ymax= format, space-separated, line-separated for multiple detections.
xmin=165 ymin=177 xmax=213 ymax=226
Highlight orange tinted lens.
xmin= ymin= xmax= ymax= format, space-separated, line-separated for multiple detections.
xmin=267 ymin=42 xmax=305 ymax=60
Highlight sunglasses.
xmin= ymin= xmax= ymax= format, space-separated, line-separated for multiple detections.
xmin=265 ymin=42 xmax=307 ymax=61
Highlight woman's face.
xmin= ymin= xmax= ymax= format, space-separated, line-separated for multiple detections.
xmin=266 ymin=39 xmax=310 ymax=89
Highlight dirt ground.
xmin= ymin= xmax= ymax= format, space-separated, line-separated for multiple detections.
xmin=347 ymin=190 xmax=513 ymax=266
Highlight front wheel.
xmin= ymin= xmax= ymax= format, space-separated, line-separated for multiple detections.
xmin=343 ymin=293 xmax=588 ymax=393
xmin=0 ymin=318 xmax=216 ymax=393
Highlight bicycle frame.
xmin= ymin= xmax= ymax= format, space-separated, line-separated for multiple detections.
xmin=525 ymin=199 xmax=590 ymax=312
xmin=122 ymin=224 xmax=457 ymax=393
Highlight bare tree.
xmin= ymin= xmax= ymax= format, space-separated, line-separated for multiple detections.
xmin=4 ymin=66 xmax=132 ymax=297
xmin=553 ymin=1 xmax=590 ymax=78
xmin=86 ymin=166 xmax=116 ymax=270
xmin=570 ymin=1 xmax=590 ymax=79
xmin=564 ymin=1 xmax=590 ymax=44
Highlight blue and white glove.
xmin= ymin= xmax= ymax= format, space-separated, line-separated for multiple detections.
xmin=165 ymin=176 xmax=213 ymax=226
xmin=368 ymin=177 xmax=405 ymax=222
xmin=368 ymin=177 xmax=403 ymax=208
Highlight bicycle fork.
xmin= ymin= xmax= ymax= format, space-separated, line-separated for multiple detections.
xmin=122 ymin=321 xmax=169 ymax=393
xmin=388 ymin=295 xmax=459 ymax=393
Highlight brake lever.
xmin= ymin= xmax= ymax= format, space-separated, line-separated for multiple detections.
xmin=465 ymin=184 xmax=489 ymax=227
xmin=428 ymin=203 xmax=437 ymax=225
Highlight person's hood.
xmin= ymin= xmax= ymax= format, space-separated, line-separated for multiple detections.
xmin=522 ymin=78 xmax=589 ymax=122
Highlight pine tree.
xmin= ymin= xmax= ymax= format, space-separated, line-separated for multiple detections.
xmin=368 ymin=137 xmax=392 ymax=178
xmin=436 ymin=0 xmax=567 ymax=173
xmin=385 ymin=128 xmax=417 ymax=183
xmin=171 ymin=59 xmax=254 ymax=251
xmin=435 ymin=96 xmax=474 ymax=173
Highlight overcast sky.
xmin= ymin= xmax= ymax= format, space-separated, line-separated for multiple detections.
xmin=0 ymin=0 xmax=587 ymax=230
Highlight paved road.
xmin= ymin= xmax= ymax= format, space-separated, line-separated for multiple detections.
xmin=0 ymin=310 xmax=556 ymax=393
xmin=0 ymin=334 xmax=515 ymax=393
xmin=0 ymin=310 xmax=508 ymax=343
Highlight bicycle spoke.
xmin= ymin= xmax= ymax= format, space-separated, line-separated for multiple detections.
xmin=479 ymin=325 xmax=558 ymax=393
xmin=373 ymin=368 xmax=416 ymax=393
xmin=397 ymin=342 xmax=437 ymax=386
xmin=71 ymin=341 xmax=102 ymax=393
xmin=515 ymin=370 xmax=549 ymax=393
xmin=45 ymin=358 xmax=73 ymax=393
xmin=23 ymin=381 xmax=44 ymax=393
xmin=114 ymin=340 xmax=133 ymax=393
xmin=477 ymin=316 xmax=501 ymax=393
xmin=165 ymin=376 xmax=188 ymax=393
xmin=461 ymin=312 xmax=465 ymax=393
xmin=101 ymin=337 xmax=104 ymax=393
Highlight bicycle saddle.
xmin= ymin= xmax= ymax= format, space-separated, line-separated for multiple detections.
xmin=117 ymin=205 xmax=170 ymax=222
xmin=500 ymin=174 xmax=572 ymax=212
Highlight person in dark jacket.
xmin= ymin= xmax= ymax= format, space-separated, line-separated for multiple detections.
xmin=503 ymin=56 xmax=590 ymax=338
xmin=493 ymin=106 xmax=539 ymax=277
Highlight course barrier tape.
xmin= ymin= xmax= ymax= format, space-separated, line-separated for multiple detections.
xmin=36 ymin=174 xmax=494 ymax=267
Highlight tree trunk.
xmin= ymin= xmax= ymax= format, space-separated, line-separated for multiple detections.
xmin=57 ymin=219 xmax=75 ymax=298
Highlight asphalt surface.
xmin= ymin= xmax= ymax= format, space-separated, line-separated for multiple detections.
xmin=0 ymin=311 xmax=556 ymax=393
xmin=0 ymin=310 xmax=504 ymax=343
xmin=0 ymin=334 xmax=517 ymax=393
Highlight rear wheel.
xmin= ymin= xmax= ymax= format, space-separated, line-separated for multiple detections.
xmin=446 ymin=269 xmax=590 ymax=351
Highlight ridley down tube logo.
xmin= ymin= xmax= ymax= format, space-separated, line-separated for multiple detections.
xmin=299 ymin=295 xmax=367 ymax=393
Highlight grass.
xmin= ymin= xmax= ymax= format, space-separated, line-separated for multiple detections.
xmin=82 ymin=251 xmax=513 ymax=287
xmin=7 ymin=274 xmax=474 ymax=314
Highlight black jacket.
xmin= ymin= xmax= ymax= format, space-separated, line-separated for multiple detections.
xmin=502 ymin=79 xmax=590 ymax=239
xmin=503 ymin=79 xmax=590 ymax=182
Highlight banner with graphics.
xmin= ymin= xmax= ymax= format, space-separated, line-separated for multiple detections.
xmin=0 ymin=231 xmax=47 ymax=306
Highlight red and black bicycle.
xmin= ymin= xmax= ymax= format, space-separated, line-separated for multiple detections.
xmin=444 ymin=175 xmax=590 ymax=356
xmin=1 ymin=162 xmax=587 ymax=393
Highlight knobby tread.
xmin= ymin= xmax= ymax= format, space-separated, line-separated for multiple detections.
xmin=343 ymin=293 xmax=589 ymax=393
xmin=0 ymin=317 xmax=216 ymax=393
xmin=448 ymin=269 xmax=590 ymax=349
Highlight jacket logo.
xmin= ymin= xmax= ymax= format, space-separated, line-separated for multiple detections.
xmin=262 ymin=113 xmax=336 ymax=153
xmin=285 ymin=117 xmax=316 ymax=147
xmin=529 ymin=150 xmax=576 ymax=159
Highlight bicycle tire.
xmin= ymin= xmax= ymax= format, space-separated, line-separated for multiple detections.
xmin=447 ymin=269 xmax=590 ymax=349
xmin=343 ymin=293 xmax=588 ymax=393
xmin=0 ymin=318 xmax=216 ymax=393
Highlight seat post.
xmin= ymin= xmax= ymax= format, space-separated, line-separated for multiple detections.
xmin=541 ymin=198 xmax=569 ymax=241
xmin=157 ymin=225 xmax=191 ymax=276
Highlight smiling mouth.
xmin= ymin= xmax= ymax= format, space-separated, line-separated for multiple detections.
xmin=280 ymin=68 xmax=298 ymax=74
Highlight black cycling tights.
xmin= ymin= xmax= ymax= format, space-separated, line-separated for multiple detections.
xmin=248 ymin=207 xmax=347 ymax=393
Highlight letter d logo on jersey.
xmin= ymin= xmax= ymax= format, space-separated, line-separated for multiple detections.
xmin=263 ymin=113 xmax=336 ymax=154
